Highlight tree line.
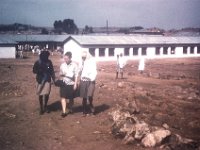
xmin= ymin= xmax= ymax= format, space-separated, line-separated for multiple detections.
xmin=0 ymin=23 xmax=49 ymax=34
xmin=0 ymin=19 xmax=94 ymax=35
xmin=53 ymin=19 xmax=93 ymax=34
xmin=2 ymin=19 xmax=199 ymax=35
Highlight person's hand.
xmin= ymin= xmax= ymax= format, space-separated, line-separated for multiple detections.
xmin=77 ymin=81 xmax=80 ymax=87
xmin=52 ymin=80 xmax=56 ymax=85
xmin=73 ymin=84 xmax=77 ymax=90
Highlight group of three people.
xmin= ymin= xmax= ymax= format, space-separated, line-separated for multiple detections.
xmin=33 ymin=50 xmax=97 ymax=117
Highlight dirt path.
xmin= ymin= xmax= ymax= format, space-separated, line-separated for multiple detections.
xmin=0 ymin=54 xmax=200 ymax=150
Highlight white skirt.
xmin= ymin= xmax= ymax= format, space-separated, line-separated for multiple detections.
xmin=36 ymin=82 xmax=51 ymax=95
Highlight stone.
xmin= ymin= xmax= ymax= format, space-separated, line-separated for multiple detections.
xmin=124 ymin=99 xmax=140 ymax=114
xmin=134 ymin=121 xmax=150 ymax=140
xmin=123 ymin=134 xmax=135 ymax=144
xmin=162 ymin=123 xmax=169 ymax=129
xmin=93 ymin=131 xmax=101 ymax=134
xmin=117 ymin=82 xmax=124 ymax=88
xmin=110 ymin=109 xmax=131 ymax=123
xmin=119 ymin=121 xmax=135 ymax=134
xmin=141 ymin=129 xmax=171 ymax=147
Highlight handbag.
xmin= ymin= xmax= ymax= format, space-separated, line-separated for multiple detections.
xmin=55 ymin=79 xmax=65 ymax=87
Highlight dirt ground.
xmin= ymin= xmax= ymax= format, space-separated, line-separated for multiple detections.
xmin=0 ymin=52 xmax=200 ymax=150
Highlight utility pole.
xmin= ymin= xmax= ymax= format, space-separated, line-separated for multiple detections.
xmin=106 ymin=20 xmax=109 ymax=35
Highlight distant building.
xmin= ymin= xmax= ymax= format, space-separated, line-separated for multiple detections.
xmin=63 ymin=35 xmax=200 ymax=62
xmin=0 ymin=34 xmax=200 ymax=60
xmin=0 ymin=37 xmax=16 ymax=58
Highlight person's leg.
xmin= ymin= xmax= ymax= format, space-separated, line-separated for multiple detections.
xmin=89 ymin=96 xmax=95 ymax=114
xmin=44 ymin=95 xmax=50 ymax=113
xmin=120 ymin=68 xmax=123 ymax=79
xmin=68 ymin=99 xmax=74 ymax=113
xmin=82 ymin=98 xmax=87 ymax=116
xmin=39 ymin=95 xmax=44 ymax=115
xmin=116 ymin=71 xmax=118 ymax=79
xmin=61 ymin=98 xmax=67 ymax=117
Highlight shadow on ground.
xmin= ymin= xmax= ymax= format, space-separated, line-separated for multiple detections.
xmin=48 ymin=101 xmax=110 ymax=115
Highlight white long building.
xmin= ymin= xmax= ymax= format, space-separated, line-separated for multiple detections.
xmin=63 ymin=35 xmax=200 ymax=62
xmin=0 ymin=37 xmax=16 ymax=58
xmin=0 ymin=34 xmax=200 ymax=61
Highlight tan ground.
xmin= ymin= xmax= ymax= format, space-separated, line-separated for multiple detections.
xmin=0 ymin=52 xmax=200 ymax=150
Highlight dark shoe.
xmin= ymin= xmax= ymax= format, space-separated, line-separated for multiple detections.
xmin=82 ymin=113 xmax=86 ymax=117
xmin=68 ymin=109 xmax=73 ymax=114
xmin=44 ymin=106 xmax=50 ymax=113
xmin=46 ymin=109 xmax=50 ymax=113
xmin=90 ymin=106 xmax=95 ymax=115
xmin=40 ymin=110 xmax=44 ymax=115
xmin=61 ymin=112 xmax=67 ymax=118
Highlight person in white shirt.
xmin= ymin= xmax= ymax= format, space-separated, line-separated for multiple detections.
xmin=116 ymin=53 xmax=126 ymax=79
xmin=79 ymin=51 xmax=97 ymax=116
xmin=138 ymin=58 xmax=145 ymax=74
xmin=59 ymin=52 xmax=78 ymax=117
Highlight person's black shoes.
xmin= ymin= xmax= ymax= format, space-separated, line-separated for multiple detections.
xmin=90 ymin=106 xmax=95 ymax=115
xmin=46 ymin=109 xmax=50 ymax=113
xmin=61 ymin=112 xmax=67 ymax=118
xmin=82 ymin=113 xmax=86 ymax=117
xmin=39 ymin=110 xmax=44 ymax=115
xmin=68 ymin=109 xmax=73 ymax=114
xmin=44 ymin=106 xmax=50 ymax=113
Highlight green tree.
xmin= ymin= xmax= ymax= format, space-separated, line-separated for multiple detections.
xmin=41 ymin=28 xmax=49 ymax=34
xmin=82 ymin=25 xmax=93 ymax=34
xmin=53 ymin=19 xmax=78 ymax=34
xmin=63 ymin=19 xmax=78 ymax=34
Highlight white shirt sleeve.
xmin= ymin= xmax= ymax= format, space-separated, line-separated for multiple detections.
xmin=81 ymin=58 xmax=97 ymax=81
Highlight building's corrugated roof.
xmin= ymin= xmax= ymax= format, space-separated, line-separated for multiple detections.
xmin=71 ymin=35 xmax=200 ymax=45
xmin=0 ymin=36 xmax=17 ymax=44
xmin=0 ymin=34 xmax=69 ymax=43
xmin=0 ymin=34 xmax=200 ymax=45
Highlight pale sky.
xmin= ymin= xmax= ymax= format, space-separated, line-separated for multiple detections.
xmin=0 ymin=0 xmax=200 ymax=30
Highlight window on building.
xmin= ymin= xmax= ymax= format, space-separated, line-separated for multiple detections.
xmin=155 ymin=47 xmax=160 ymax=55
xmin=124 ymin=48 xmax=130 ymax=56
xmin=183 ymin=47 xmax=187 ymax=54
xmin=99 ymin=48 xmax=105 ymax=57
xmin=142 ymin=47 xmax=147 ymax=55
xmin=133 ymin=47 xmax=138 ymax=55
xmin=89 ymin=48 xmax=95 ymax=57
xmin=197 ymin=46 xmax=200 ymax=54
xmin=163 ymin=47 xmax=168 ymax=55
xmin=108 ymin=48 xmax=114 ymax=56
xmin=171 ymin=47 xmax=175 ymax=54
xmin=190 ymin=46 xmax=194 ymax=54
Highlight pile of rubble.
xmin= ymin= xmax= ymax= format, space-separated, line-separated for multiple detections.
xmin=109 ymin=101 xmax=199 ymax=149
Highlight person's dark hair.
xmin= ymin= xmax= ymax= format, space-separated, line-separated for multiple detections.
xmin=40 ymin=50 xmax=50 ymax=61
xmin=65 ymin=51 xmax=72 ymax=58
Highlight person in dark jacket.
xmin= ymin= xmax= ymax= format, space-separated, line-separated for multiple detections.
xmin=33 ymin=51 xmax=55 ymax=115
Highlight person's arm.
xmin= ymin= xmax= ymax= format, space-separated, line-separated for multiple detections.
xmin=89 ymin=59 xmax=97 ymax=81
xmin=33 ymin=61 xmax=43 ymax=75
xmin=49 ymin=61 xmax=56 ymax=83
xmin=59 ymin=64 xmax=65 ymax=77
xmin=73 ymin=63 xmax=79 ymax=90
xmin=33 ymin=61 xmax=39 ymax=74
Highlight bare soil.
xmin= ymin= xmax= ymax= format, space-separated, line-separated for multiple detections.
xmin=0 ymin=52 xmax=200 ymax=150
